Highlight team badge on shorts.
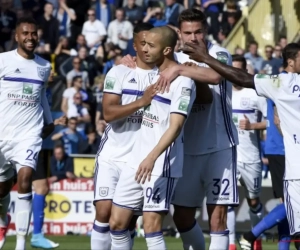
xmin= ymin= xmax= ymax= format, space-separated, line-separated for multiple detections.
xmin=37 ymin=67 xmax=47 ymax=80
xmin=99 ymin=187 xmax=109 ymax=197
xmin=240 ymin=97 xmax=250 ymax=108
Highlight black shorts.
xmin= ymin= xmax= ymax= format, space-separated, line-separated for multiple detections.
xmin=266 ymin=154 xmax=285 ymax=199
xmin=32 ymin=150 xmax=51 ymax=181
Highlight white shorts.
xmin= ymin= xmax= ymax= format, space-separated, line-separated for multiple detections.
xmin=284 ymin=180 xmax=300 ymax=235
xmin=93 ymin=156 xmax=123 ymax=202
xmin=172 ymin=146 xmax=239 ymax=207
xmin=0 ymin=138 xmax=42 ymax=182
xmin=237 ymin=161 xmax=262 ymax=199
xmin=113 ymin=166 xmax=178 ymax=212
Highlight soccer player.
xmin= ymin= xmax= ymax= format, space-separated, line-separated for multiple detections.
xmin=183 ymin=40 xmax=300 ymax=250
xmin=0 ymin=17 xmax=53 ymax=250
xmin=155 ymin=9 xmax=238 ymax=250
xmin=91 ymin=22 xmax=158 ymax=250
xmin=109 ymin=26 xmax=195 ymax=250
xmin=228 ymin=55 xmax=267 ymax=250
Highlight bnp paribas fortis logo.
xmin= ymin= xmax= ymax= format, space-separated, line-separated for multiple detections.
xmin=23 ymin=83 xmax=33 ymax=94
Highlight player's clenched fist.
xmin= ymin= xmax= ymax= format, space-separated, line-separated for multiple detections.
xmin=139 ymin=84 xmax=158 ymax=106
xmin=54 ymin=115 xmax=67 ymax=126
xmin=135 ymin=156 xmax=156 ymax=184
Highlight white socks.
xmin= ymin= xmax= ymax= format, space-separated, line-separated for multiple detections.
xmin=249 ymin=203 xmax=264 ymax=228
xmin=15 ymin=192 xmax=32 ymax=250
xmin=110 ymin=229 xmax=131 ymax=250
xmin=145 ymin=231 xmax=166 ymax=250
xmin=179 ymin=221 xmax=205 ymax=250
xmin=0 ymin=194 xmax=10 ymax=227
xmin=209 ymin=230 xmax=229 ymax=250
xmin=227 ymin=207 xmax=236 ymax=245
xmin=91 ymin=221 xmax=111 ymax=250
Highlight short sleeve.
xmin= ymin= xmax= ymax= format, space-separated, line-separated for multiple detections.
xmin=253 ymin=74 xmax=280 ymax=100
xmin=97 ymin=21 xmax=107 ymax=36
xmin=256 ymin=96 xmax=267 ymax=117
xmin=82 ymin=107 xmax=89 ymax=116
xmin=103 ymin=66 xmax=122 ymax=95
xmin=170 ymin=78 xmax=196 ymax=117
xmin=62 ymin=88 xmax=70 ymax=98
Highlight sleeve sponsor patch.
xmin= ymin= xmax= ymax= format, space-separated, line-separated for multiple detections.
xmin=181 ymin=87 xmax=192 ymax=96
xmin=104 ymin=77 xmax=116 ymax=90
xmin=216 ymin=51 xmax=229 ymax=64
xmin=178 ymin=97 xmax=189 ymax=112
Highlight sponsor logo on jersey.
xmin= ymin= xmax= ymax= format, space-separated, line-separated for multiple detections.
xmin=216 ymin=51 xmax=229 ymax=64
xmin=99 ymin=187 xmax=109 ymax=197
xmin=292 ymin=84 xmax=300 ymax=97
xmin=37 ymin=67 xmax=47 ymax=79
xmin=256 ymin=74 xmax=270 ymax=79
xmin=104 ymin=77 xmax=116 ymax=90
xmin=181 ymin=87 xmax=191 ymax=96
xmin=240 ymin=97 xmax=250 ymax=108
xmin=128 ymin=78 xmax=137 ymax=83
xmin=178 ymin=97 xmax=189 ymax=112
xmin=23 ymin=83 xmax=33 ymax=94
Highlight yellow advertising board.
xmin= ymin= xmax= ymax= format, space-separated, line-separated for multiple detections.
xmin=72 ymin=155 xmax=95 ymax=178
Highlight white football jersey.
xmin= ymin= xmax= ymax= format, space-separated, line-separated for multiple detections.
xmin=175 ymin=42 xmax=238 ymax=155
xmin=254 ymin=73 xmax=300 ymax=180
xmin=0 ymin=50 xmax=52 ymax=140
xmin=128 ymin=75 xmax=196 ymax=178
xmin=99 ymin=65 xmax=158 ymax=162
xmin=232 ymin=88 xmax=267 ymax=163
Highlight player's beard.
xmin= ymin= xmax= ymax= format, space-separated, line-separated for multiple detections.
xmin=20 ymin=40 xmax=37 ymax=56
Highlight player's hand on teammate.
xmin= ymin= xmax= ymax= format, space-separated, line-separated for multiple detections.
xmin=183 ymin=62 xmax=198 ymax=67
xmin=135 ymin=157 xmax=155 ymax=184
xmin=182 ymin=40 xmax=208 ymax=63
xmin=140 ymin=84 xmax=158 ymax=106
xmin=155 ymin=66 xmax=179 ymax=93
xmin=41 ymin=123 xmax=55 ymax=139
xmin=239 ymin=115 xmax=252 ymax=130
xmin=121 ymin=54 xmax=136 ymax=68
xmin=54 ymin=116 xmax=67 ymax=126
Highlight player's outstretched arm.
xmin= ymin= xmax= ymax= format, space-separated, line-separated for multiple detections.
xmin=135 ymin=113 xmax=186 ymax=184
xmin=103 ymin=84 xmax=157 ymax=123
xmin=182 ymin=41 xmax=255 ymax=89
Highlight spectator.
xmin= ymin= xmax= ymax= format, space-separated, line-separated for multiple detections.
xmin=124 ymin=0 xmax=144 ymax=24
xmin=165 ymin=0 xmax=184 ymax=27
xmin=260 ymin=45 xmax=282 ymax=74
xmin=71 ymin=34 xmax=88 ymax=54
xmin=217 ymin=25 xmax=230 ymax=45
xmin=61 ymin=76 xmax=88 ymax=114
xmin=82 ymin=9 xmax=107 ymax=53
xmin=93 ymin=75 xmax=105 ymax=104
xmin=82 ymin=125 xmax=100 ymax=154
xmin=39 ymin=2 xmax=59 ymax=52
xmin=49 ymin=145 xmax=76 ymax=183
xmin=93 ymin=0 xmax=115 ymax=29
xmin=67 ymin=92 xmax=91 ymax=132
xmin=234 ymin=46 xmax=245 ymax=55
xmin=0 ymin=0 xmax=16 ymax=50
xmin=51 ymin=117 xmax=86 ymax=155
xmin=222 ymin=0 xmax=241 ymax=24
xmin=244 ymin=41 xmax=264 ymax=73
xmin=274 ymin=44 xmax=283 ymax=59
xmin=107 ymin=8 xmax=133 ymax=51
xmin=66 ymin=57 xmax=89 ymax=88
xmin=278 ymin=35 xmax=287 ymax=49
xmin=143 ymin=7 xmax=167 ymax=27
xmin=202 ymin=0 xmax=223 ymax=41
xmin=54 ymin=0 xmax=76 ymax=38
xmin=35 ymin=27 xmax=51 ymax=56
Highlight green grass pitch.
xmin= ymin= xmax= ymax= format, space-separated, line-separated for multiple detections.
xmin=5 ymin=235 xmax=279 ymax=249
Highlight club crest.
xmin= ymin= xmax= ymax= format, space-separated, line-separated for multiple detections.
xmin=99 ymin=187 xmax=109 ymax=197
xmin=240 ymin=97 xmax=250 ymax=108
xmin=37 ymin=67 xmax=47 ymax=80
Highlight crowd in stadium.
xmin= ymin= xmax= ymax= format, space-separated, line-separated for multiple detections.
xmin=0 ymin=0 xmax=279 ymax=179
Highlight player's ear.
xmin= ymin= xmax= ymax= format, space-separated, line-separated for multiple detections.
xmin=287 ymin=58 xmax=294 ymax=68
xmin=163 ymin=46 xmax=172 ymax=56
xmin=15 ymin=30 xmax=18 ymax=43
xmin=133 ymin=42 xmax=137 ymax=52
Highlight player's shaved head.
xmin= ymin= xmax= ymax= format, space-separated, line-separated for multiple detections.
xmin=148 ymin=26 xmax=178 ymax=49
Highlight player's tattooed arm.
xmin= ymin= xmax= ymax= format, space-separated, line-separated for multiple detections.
xmin=103 ymin=85 xmax=157 ymax=123
xmin=136 ymin=113 xmax=186 ymax=184
xmin=273 ymin=106 xmax=283 ymax=136
xmin=182 ymin=41 xmax=255 ymax=89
